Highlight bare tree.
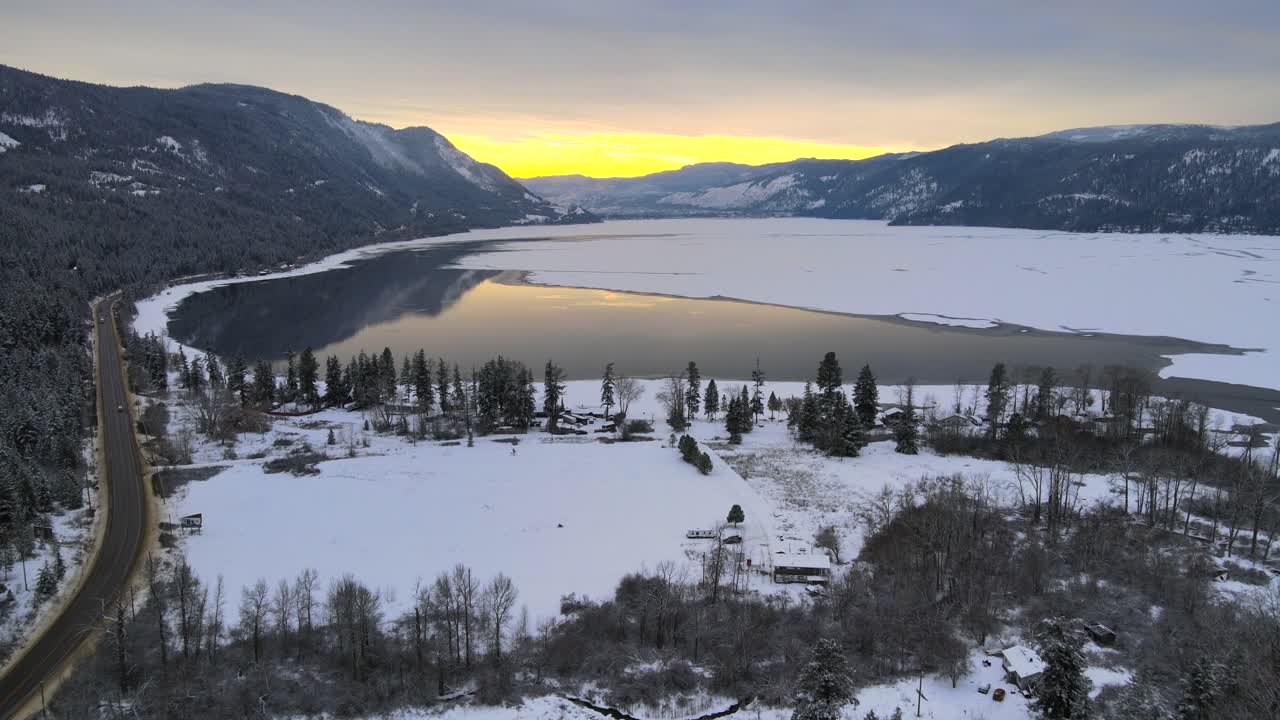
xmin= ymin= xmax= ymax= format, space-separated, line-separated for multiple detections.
xmin=615 ymin=375 xmax=644 ymax=419
xmin=481 ymin=573 xmax=519 ymax=662
xmin=241 ymin=579 xmax=270 ymax=663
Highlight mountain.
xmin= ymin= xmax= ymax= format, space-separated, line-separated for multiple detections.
xmin=526 ymin=123 xmax=1280 ymax=233
xmin=0 ymin=64 xmax=589 ymax=241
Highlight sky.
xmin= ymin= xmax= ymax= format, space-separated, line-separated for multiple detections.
xmin=3 ymin=1 xmax=1279 ymax=177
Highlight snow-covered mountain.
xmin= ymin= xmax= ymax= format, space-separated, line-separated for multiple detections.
xmin=527 ymin=123 xmax=1280 ymax=234
xmin=0 ymin=65 xmax=590 ymax=235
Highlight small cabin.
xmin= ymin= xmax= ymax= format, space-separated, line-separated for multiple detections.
xmin=1084 ymin=621 xmax=1117 ymax=645
xmin=686 ymin=529 xmax=717 ymax=540
xmin=773 ymin=551 xmax=832 ymax=585
xmin=1000 ymin=645 xmax=1046 ymax=692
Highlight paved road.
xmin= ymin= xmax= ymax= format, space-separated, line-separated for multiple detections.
xmin=0 ymin=302 xmax=149 ymax=719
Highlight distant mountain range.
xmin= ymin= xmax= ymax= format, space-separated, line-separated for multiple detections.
xmin=0 ymin=64 xmax=588 ymax=244
xmin=526 ymin=123 xmax=1280 ymax=233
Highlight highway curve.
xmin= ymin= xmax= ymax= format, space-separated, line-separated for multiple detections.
xmin=0 ymin=302 xmax=150 ymax=718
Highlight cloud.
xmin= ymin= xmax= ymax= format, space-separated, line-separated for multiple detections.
xmin=3 ymin=1 xmax=1278 ymax=175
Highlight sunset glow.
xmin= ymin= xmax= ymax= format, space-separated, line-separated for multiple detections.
xmin=445 ymin=131 xmax=902 ymax=178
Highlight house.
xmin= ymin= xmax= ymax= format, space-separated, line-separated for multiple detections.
xmin=772 ymin=551 xmax=832 ymax=585
xmin=999 ymin=645 xmax=1046 ymax=691
xmin=934 ymin=414 xmax=980 ymax=430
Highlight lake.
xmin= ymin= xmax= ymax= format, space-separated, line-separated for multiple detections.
xmin=164 ymin=237 xmax=1280 ymax=423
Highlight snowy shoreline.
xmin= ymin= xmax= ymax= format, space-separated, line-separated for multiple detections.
xmin=136 ymin=218 xmax=1280 ymax=397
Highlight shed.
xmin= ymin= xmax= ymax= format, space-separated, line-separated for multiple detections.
xmin=1000 ymin=645 xmax=1046 ymax=691
xmin=1084 ymin=622 xmax=1117 ymax=645
xmin=773 ymin=551 xmax=832 ymax=585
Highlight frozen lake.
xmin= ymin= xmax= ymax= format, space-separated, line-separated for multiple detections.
xmin=162 ymin=224 xmax=1280 ymax=423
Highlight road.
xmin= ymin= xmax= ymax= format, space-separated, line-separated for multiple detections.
xmin=0 ymin=302 xmax=149 ymax=719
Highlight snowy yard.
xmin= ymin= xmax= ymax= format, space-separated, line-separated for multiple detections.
xmin=169 ymin=399 xmax=771 ymax=624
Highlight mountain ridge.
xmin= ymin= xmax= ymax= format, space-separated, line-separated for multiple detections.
xmin=525 ymin=123 xmax=1280 ymax=233
xmin=0 ymin=64 xmax=591 ymax=242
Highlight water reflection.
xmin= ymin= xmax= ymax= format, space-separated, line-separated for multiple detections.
xmin=169 ymin=245 xmax=1244 ymax=394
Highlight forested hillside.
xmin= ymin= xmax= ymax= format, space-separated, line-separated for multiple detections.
xmin=0 ymin=64 xmax=591 ymax=534
xmin=527 ymin=123 xmax=1280 ymax=233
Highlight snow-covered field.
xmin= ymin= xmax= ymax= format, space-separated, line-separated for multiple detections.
xmin=136 ymin=219 xmax=1280 ymax=394
xmin=163 ymin=378 xmax=1148 ymax=628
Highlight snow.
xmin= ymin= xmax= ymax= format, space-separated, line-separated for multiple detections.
xmin=171 ymin=400 xmax=772 ymax=625
xmin=434 ymin=135 xmax=500 ymax=192
xmin=0 ymin=109 xmax=66 ymax=128
xmin=17 ymin=184 xmax=45 ymax=194
xmin=898 ymin=313 xmax=998 ymax=329
xmin=419 ymin=218 xmax=1279 ymax=390
xmin=1000 ymin=645 xmax=1045 ymax=679
xmin=1085 ymin=666 xmax=1131 ymax=699
xmin=90 ymin=171 xmax=133 ymax=186
xmin=0 ymin=504 xmax=94 ymax=665
xmin=660 ymin=173 xmax=805 ymax=209
xmin=0 ymin=131 xmax=17 ymax=153
xmin=164 ymin=376 xmax=1139 ymax=632
xmin=156 ymin=135 xmax=183 ymax=152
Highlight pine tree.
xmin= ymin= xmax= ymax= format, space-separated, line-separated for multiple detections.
xmin=704 ymin=379 xmax=720 ymax=421
xmin=284 ymin=350 xmax=299 ymax=403
xmin=205 ymin=354 xmax=224 ymax=388
xmin=1175 ymin=657 xmax=1225 ymax=720
xmin=768 ymin=391 xmax=782 ymax=420
xmin=177 ymin=349 xmax=190 ymax=390
xmin=697 ymin=451 xmax=713 ymax=475
xmin=685 ymin=362 xmax=701 ymax=421
xmin=1032 ymin=617 xmax=1091 ymax=720
xmin=1036 ymin=366 xmax=1057 ymax=421
xmin=436 ymin=358 xmax=451 ymax=414
xmin=400 ymin=356 xmax=413 ymax=405
xmin=894 ymin=406 xmax=918 ymax=454
xmin=600 ymin=363 xmax=616 ymax=421
xmin=796 ymin=381 xmax=818 ymax=442
xmin=543 ymin=360 xmax=566 ymax=430
xmin=298 ymin=347 xmax=320 ymax=408
xmin=791 ymin=638 xmax=856 ymax=720
xmin=379 ymin=348 xmax=397 ymax=404
xmin=227 ymin=356 xmax=248 ymax=405
xmin=816 ymin=352 xmax=842 ymax=397
xmin=35 ymin=560 xmax=57 ymax=599
xmin=53 ymin=545 xmax=66 ymax=581
xmin=516 ymin=368 xmax=537 ymax=429
xmin=412 ymin=349 xmax=434 ymax=415
xmin=725 ymin=393 xmax=743 ymax=444
xmin=187 ymin=355 xmax=204 ymax=394
xmin=451 ymin=365 xmax=466 ymax=416
xmin=751 ymin=360 xmax=766 ymax=423
xmin=727 ymin=504 xmax=745 ymax=526
xmin=853 ymin=364 xmax=879 ymax=428
xmin=324 ymin=355 xmax=346 ymax=407
xmin=985 ymin=362 xmax=1010 ymax=439
xmin=327 ymin=428 xmax=336 ymax=445
xmin=252 ymin=360 xmax=275 ymax=409
xmin=894 ymin=381 xmax=919 ymax=454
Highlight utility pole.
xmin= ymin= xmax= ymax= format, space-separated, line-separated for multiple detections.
xmin=40 ymin=679 xmax=48 ymax=719
xmin=916 ymin=672 xmax=928 ymax=717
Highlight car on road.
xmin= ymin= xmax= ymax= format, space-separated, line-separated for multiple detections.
xmin=722 ymin=534 xmax=743 ymax=545
xmin=117 ymin=404 xmax=124 ymax=412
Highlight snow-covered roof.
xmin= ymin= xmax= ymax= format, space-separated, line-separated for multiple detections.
xmin=1001 ymin=645 xmax=1046 ymax=678
xmin=774 ymin=551 xmax=831 ymax=570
